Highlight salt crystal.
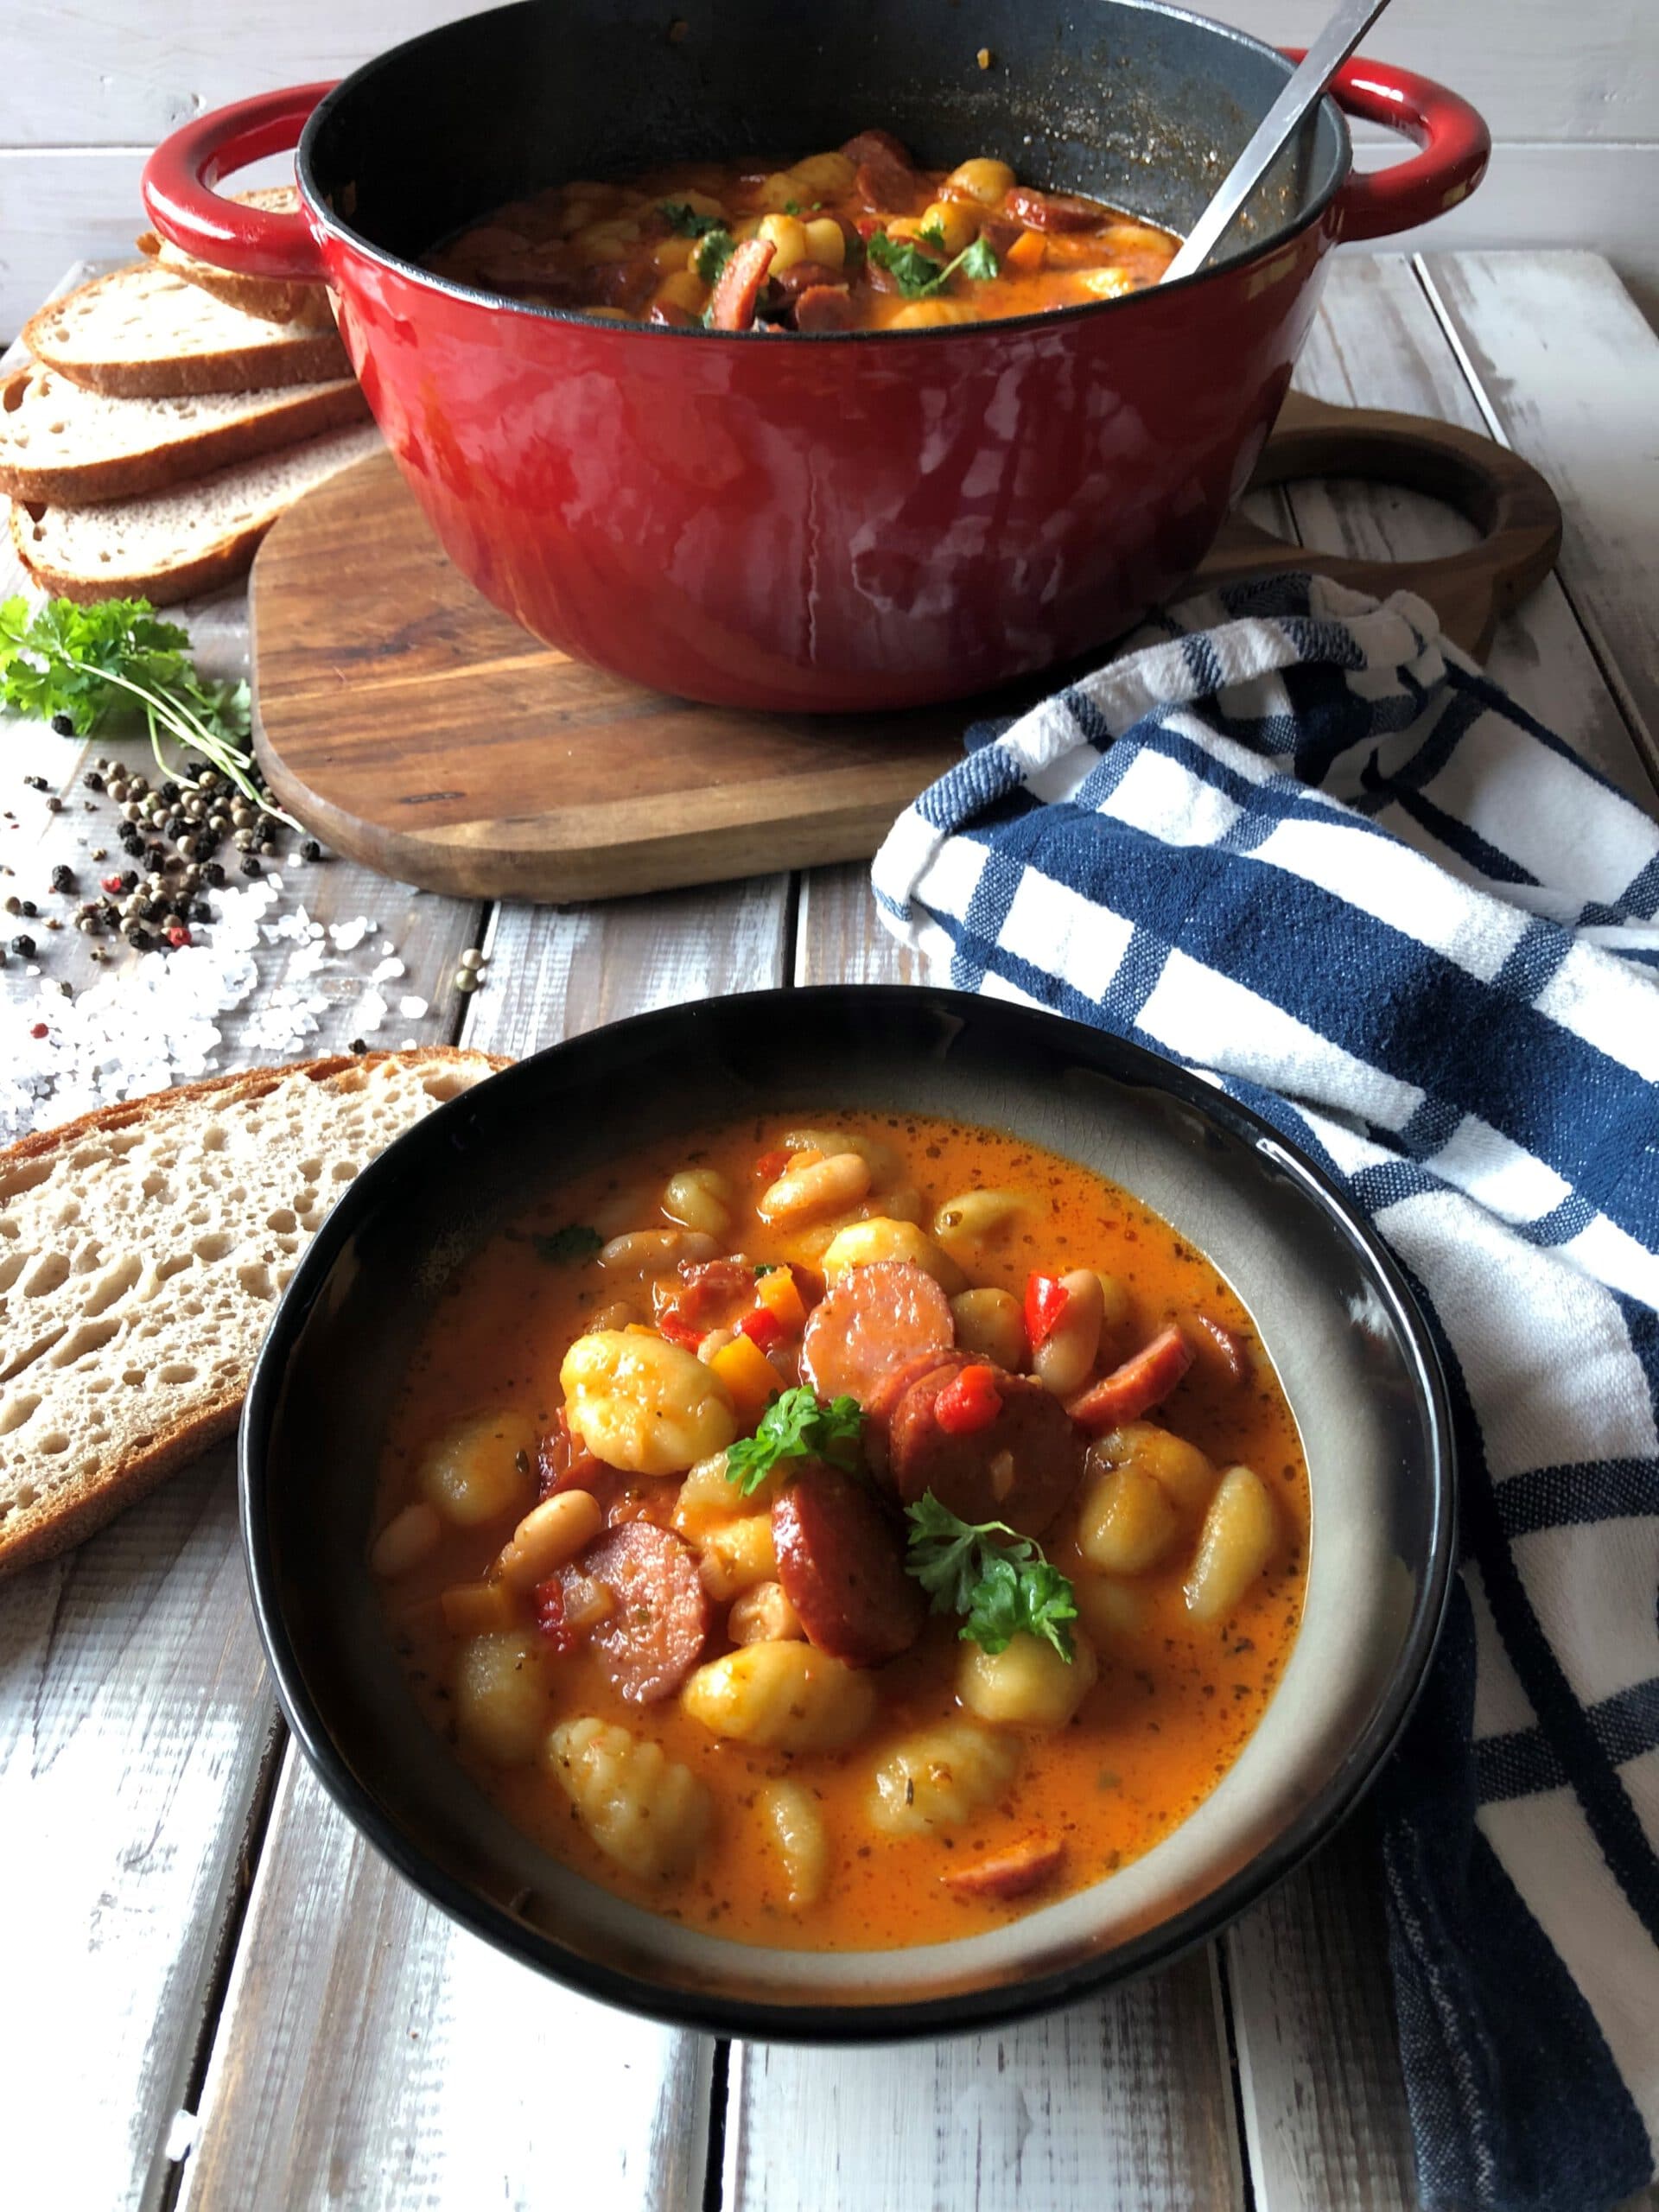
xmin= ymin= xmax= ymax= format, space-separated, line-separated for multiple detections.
xmin=329 ymin=916 xmax=372 ymax=951
xmin=357 ymin=989 xmax=388 ymax=1033
xmin=398 ymin=1037 xmax=417 ymax=1049
xmin=369 ymin=957 xmax=405 ymax=984
xmin=397 ymin=995 xmax=428 ymax=1019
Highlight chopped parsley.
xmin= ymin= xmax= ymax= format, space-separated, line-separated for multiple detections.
xmin=692 ymin=226 xmax=737 ymax=284
xmin=753 ymin=1262 xmax=780 ymax=1278
xmin=866 ymin=229 xmax=999 ymax=299
xmin=531 ymin=1224 xmax=604 ymax=1265
xmin=723 ymin=1385 xmax=863 ymax=1495
xmin=659 ymin=201 xmax=726 ymax=238
xmin=905 ymin=1492 xmax=1077 ymax=1661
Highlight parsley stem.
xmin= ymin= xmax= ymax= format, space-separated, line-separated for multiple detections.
xmin=51 ymin=651 xmax=295 ymax=825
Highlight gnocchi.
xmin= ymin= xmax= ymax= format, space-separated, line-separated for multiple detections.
xmin=820 ymin=1216 xmax=967 ymax=1293
xmin=1090 ymin=1422 xmax=1217 ymax=1516
xmin=548 ymin=1716 xmax=712 ymax=1879
xmin=455 ymin=1630 xmax=550 ymax=1765
xmin=949 ymin=1286 xmax=1027 ymax=1369
xmin=958 ymin=1630 xmax=1099 ymax=1731
xmin=682 ymin=1642 xmax=876 ymax=1752
xmin=1185 ymin=1465 xmax=1277 ymax=1622
xmin=417 ymin=1409 xmax=537 ymax=1527
xmin=868 ymin=1722 xmax=1021 ymax=1837
xmin=561 ymin=1329 xmax=739 ymax=1475
xmin=760 ymin=1779 xmax=830 ymax=1907
xmin=1077 ymin=1460 xmax=1181 ymax=1574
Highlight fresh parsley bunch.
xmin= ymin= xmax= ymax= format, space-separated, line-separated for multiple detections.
xmin=0 ymin=594 xmax=278 ymax=817
xmin=866 ymin=227 xmax=998 ymax=300
xmin=724 ymin=1384 xmax=863 ymax=1495
xmin=905 ymin=1491 xmax=1077 ymax=1661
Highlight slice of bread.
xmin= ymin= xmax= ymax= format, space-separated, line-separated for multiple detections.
xmin=137 ymin=187 xmax=335 ymax=330
xmin=0 ymin=1048 xmax=509 ymax=1580
xmin=22 ymin=261 xmax=349 ymax=397
xmin=10 ymin=421 xmax=383 ymax=603
xmin=0 ymin=359 xmax=370 ymax=505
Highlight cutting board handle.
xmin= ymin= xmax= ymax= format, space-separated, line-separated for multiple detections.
xmin=1205 ymin=391 xmax=1563 ymax=658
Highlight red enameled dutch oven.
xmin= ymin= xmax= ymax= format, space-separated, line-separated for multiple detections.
xmin=143 ymin=0 xmax=1488 ymax=714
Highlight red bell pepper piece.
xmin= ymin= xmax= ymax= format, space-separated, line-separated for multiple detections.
xmin=738 ymin=1305 xmax=786 ymax=1354
xmin=707 ymin=236 xmax=775 ymax=331
xmin=1024 ymin=1272 xmax=1071 ymax=1351
xmin=656 ymin=1305 xmax=705 ymax=1351
xmin=933 ymin=1362 xmax=1005 ymax=1436
xmin=753 ymin=1147 xmax=791 ymax=1183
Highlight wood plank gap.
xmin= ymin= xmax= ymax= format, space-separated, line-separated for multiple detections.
xmin=1209 ymin=1936 xmax=1260 ymax=2212
xmin=702 ymin=2039 xmax=734 ymax=2212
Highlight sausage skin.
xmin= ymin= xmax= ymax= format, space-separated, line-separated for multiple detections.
xmin=1067 ymin=1325 xmax=1196 ymax=1432
xmin=943 ymin=1834 xmax=1067 ymax=1901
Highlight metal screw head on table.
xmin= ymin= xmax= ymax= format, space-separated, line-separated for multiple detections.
xmin=1161 ymin=0 xmax=1396 ymax=283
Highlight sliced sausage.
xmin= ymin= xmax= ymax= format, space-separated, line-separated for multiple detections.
xmin=537 ymin=1406 xmax=604 ymax=1499
xmin=861 ymin=1347 xmax=973 ymax=1478
xmin=707 ymin=236 xmax=775 ymax=330
xmin=772 ymin=1459 xmax=925 ymax=1667
xmin=1179 ymin=1310 xmax=1251 ymax=1389
xmin=767 ymin=260 xmax=846 ymax=302
xmin=793 ymin=284 xmax=857 ymax=333
xmin=801 ymin=1258 xmax=955 ymax=1408
xmin=1002 ymin=185 xmax=1111 ymax=232
xmin=889 ymin=1360 xmax=1082 ymax=1539
xmin=943 ymin=1834 xmax=1066 ymax=1901
xmin=1067 ymin=1325 xmax=1196 ymax=1433
xmin=842 ymin=130 xmax=925 ymax=215
xmin=569 ymin=1522 xmax=710 ymax=1703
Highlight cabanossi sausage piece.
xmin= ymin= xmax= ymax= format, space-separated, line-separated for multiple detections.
xmin=801 ymin=1259 xmax=955 ymax=1408
xmin=1002 ymin=185 xmax=1111 ymax=232
xmin=794 ymin=285 xmax=857 ymax=333
xmin=569 ymin=1522 xmax=710 ymax=1703
xmin=772 ymin=1459 xmax=925 ymax=1667
xmin=943 ymin=1834 xmax=1066 ymax=1901
xmin=889 ymin=1360 xmax=1082 ymax=1538
xmin=1067 ymin=1325 xmax=1195 ymax=1433
xmin=842 ymin=128 xmax=925 ymax=214
xmin=707 ymin=236 xmax=775 ymax=330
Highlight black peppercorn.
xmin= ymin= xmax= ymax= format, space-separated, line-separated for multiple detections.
xmin=241 ymin=856 xmax=263 ymax=877
xmin=201 ymin=861 xmax=226 ymax=887
xmin=50 ymin=715 xmax=74 ymax=738
xmin=49 ymin=865 xmax=75 ymax=893
xmin=350 ymin=1037 xmax=368 ymax=1054
xmin=46 ymin=796 xmax=62 ymax=813
xmin=23 ymin=774 xmax=48 ymax=792
xmin=99 ymin=903 xmax=121 ymax=930
xmin=189 ymin=899 xmax=213 ymax=923
xmin=18 ymin=899 xmax=36 ymax=918
xmin=84 ymin=770 xmax=105 ymax=792
xmin=10 ymin=935 xmax=35 ymax=956
xmin=160 ymin=781 xmax=180 ymax=804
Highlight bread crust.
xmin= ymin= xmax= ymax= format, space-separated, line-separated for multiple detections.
xmin=11 ymin=497 xmax=278 ymax=607
xmin=0 ymin=1047 xmax=511 ymax=1581
xmin=137 ymin=232 xmax=336 ymax=332
xmin=21 ymin=265 xmax=350 ymax=400
xmin=0 ymin=365 xmax=371 ymax=507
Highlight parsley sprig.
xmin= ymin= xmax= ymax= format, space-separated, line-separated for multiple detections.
xmin=866 ymin=228 xmax=999 ymax=300
xmin=905 ymin=1492 xmax=1077 ymax=1661
xmin=0 ymin=593 xmax=284 ymax=819
xmin=659 ymin=201 xmax=726 ymax=238
xmin=692 ymin=226 xmax=737 ymax=285
xmin=724 ymin=1384 xmax=863 ymax=1495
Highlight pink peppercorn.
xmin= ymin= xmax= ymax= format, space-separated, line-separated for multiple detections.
xmin=29 ymin=1022 xmax=48 ymax=1039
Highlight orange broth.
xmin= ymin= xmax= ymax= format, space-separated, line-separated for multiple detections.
xmin=377 ymin=1111 xmax=1308 ymax=1951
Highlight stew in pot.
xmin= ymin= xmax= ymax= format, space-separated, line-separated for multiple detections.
xmin=372 ymin=1112 xmax=1308 ymax=1950
xmin=425 ymin=128 xmax=1180 ymax=331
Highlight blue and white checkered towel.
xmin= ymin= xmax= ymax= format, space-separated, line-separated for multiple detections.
xmin=872 ymin=575 xmax=1659 ymax=2212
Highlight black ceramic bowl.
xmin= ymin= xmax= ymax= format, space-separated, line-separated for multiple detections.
xmin=240 ymin=986 xmax=1454 ymax=2039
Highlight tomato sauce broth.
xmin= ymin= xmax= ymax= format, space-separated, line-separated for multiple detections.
xmin=378 ymin=1112 xmax=1308 ymax=1952
xmin=425 ymin=130 xmax=1179 ymax=334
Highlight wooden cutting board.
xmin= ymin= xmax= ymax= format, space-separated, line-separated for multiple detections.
xmin=251 ymin=392 xmax=1560 ymax=903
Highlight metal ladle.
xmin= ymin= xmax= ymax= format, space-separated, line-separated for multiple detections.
xmin=1162 ymin=0 xmax=1397 ymax=283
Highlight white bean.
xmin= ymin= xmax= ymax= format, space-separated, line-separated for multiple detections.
xmin=661 ymin=1168 xmax=733 ymax=1239
xmin=1032 ymin=1268 xmax=1105 ymax=1396
xmin=931 ymin=1187 xmax=1034 ymax=1252
xmin=598 ymin=1228 xmax=720 ymax=1275
xmin=495 ymin=1488 xmax=604 ymax=1592
xmin=782 ymin=1127 xmax=899 ymax=1182
xmin=760 ymin=1152 xmax=871 ymax=1225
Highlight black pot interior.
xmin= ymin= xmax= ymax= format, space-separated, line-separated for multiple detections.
xmin=304 ymin=0 xmax=1347 ymax=274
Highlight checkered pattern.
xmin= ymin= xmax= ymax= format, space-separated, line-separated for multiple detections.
xmin=873 ymin=575 xmax=1659 ymax=2212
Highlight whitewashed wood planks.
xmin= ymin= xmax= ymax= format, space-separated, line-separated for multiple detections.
xmin=178 ymin=880 xmax=790 ymax=2212
xmin=1419 ymin=250 xmax=1659 ymax=782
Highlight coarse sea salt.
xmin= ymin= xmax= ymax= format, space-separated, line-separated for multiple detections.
xmin=0 ymin=875 xmax=428 ymax=1143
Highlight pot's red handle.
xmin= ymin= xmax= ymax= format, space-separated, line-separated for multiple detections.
xmin=142 ymin=83 xmax=335 ymax=281
xmin=1289 ymin=51 xmax=1491 ymax=244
